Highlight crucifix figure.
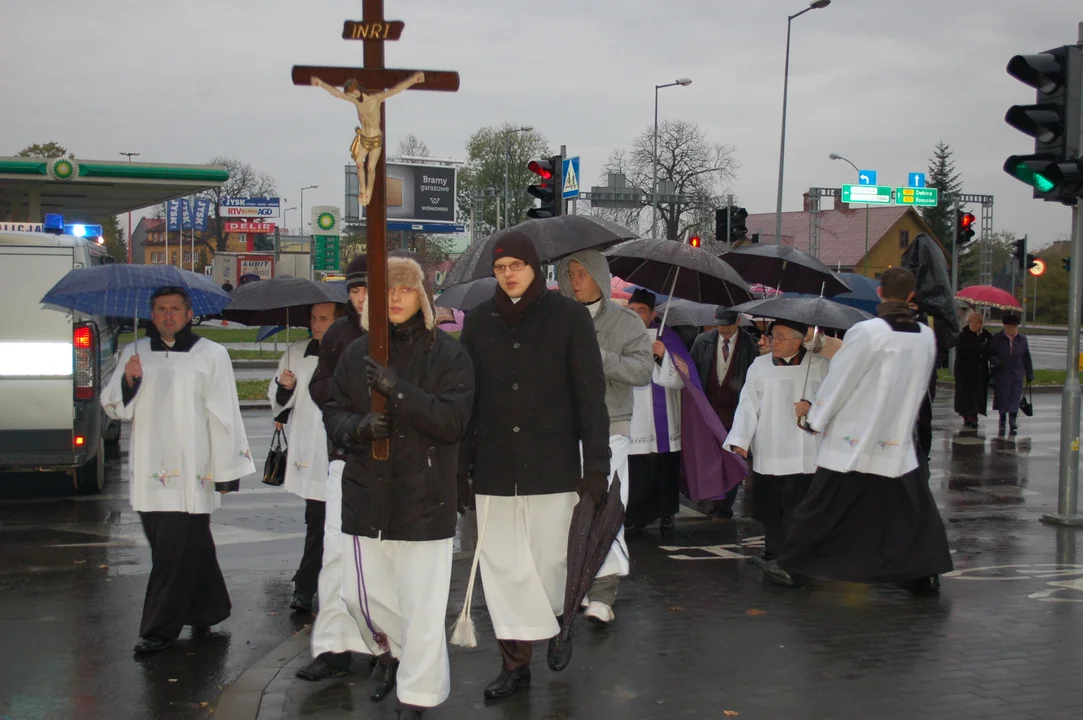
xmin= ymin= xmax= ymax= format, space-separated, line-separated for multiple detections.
xmin=310 ymin=72 xmax=425 ymax=206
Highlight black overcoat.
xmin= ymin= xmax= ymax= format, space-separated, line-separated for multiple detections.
xmin=953 ymin=327 xmax=992 ymax=417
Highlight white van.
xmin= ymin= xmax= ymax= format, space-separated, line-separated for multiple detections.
xmin=0 ymin=225 xmax=121 ymax=493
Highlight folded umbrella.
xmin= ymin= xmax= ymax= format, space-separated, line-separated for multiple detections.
xmin=728 ymin=296 xmax=873 ymax=332
xmin=462 ymin=216 xmax=639 ymax=282
xmin=221 ymin=277 xmax=347 ymax=328
xmin=721 ymin=245 xmax=851 ymax=296
xmin=605 ymin=239 xmax=753 ymax=308
xmin=435 ymin=277 xmax=497 ymax=311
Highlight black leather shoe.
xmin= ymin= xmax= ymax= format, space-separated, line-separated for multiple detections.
xmin=483 ymin=667 xmax=531 ymax=700
xmin=659 ymin=515 xmax=675 ymax=534
xmin=296 ymin=652 xmax=352 ymax=681
xmin=133 ymin=637 xmax=171 ymax=654
xmin=903 ymin=575 xmax=941 ymax=595
xmin=547 ymin=627 xmax=573 ymax=672
xmin=762 ymin=560 xmax=802 ymax=588
xmin=289 ymin=592 xmax=313 ymax=613
xmin=370 ymin=657 xmax=399 ymax=703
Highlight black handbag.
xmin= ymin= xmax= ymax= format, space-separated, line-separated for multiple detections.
xmin=1020 ymin=382 xmax=1034 ymax=418
xmin=262 ymin=429 xmax=288 ymax=487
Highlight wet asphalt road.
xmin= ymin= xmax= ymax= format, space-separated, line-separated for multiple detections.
xmin=0 ymin=411 xmax=309 ymax=720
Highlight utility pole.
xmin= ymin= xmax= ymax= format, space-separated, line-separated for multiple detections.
xmin=119 ymin=152 xmax=139 ymax=262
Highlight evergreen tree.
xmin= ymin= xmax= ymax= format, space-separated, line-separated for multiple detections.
xmin=921 ymin=142 xmax=962 ymax=246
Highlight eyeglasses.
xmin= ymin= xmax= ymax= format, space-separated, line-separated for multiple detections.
xmin=493 ymin=260 xmax=528 ymax=274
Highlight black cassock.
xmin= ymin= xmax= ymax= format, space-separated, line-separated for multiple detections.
xmin=953 ymin=327 xmax=992 ymax=418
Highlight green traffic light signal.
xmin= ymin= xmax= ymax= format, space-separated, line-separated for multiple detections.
xmin=1004 ymin=155 xmax=1057 ymax=193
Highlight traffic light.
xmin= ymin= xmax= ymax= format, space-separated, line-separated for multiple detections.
xmin=526 ymin=155 xmax=563 ymax=219
xmin=688 ymin=235 xmax=702 ymax=248
xmin=730 ymin=208 xmax=748 ymax=242
xmin=956 ymin=211 xmax=976 ymax=244
xmin=715 ymin=206 xmax=749 ymax=243
xmin=1065 ymin=257 xmax=1072 ymax=271
xmin=714 ymin=208 xmax=728 ymax=243
xmin=1013 ymin=238 xmax=1027 ymax=269
xmin=1003 ymin=44 xmax=1083 ymax=203
xmin=1026 ymin=253 xmax=1039 ymax=271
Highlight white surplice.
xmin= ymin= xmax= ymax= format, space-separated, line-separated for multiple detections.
xmin=726 ymin=351 xmax=830 ymax=476
xmin=268 ymin=340 xmax=327 ymax=502
xmin=596 ymin=433 xmax=631 ymax=578
xmin=628 ymin=341 xmax=684 ymax=456
xmin=807 ymin=318 xmax=936 ymax=478
xmin=101 ymin=337 xmax=255 ymax=514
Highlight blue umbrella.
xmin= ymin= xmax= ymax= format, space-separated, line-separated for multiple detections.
xmin=42 ymin=264 xmax=231 ymax=322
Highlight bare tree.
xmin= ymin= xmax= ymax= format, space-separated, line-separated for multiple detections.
xmin=397 ymin=134 xmax=430 ymax=158
xmin=457 ymin=124 xmax=551 ymax=238
xmin=595 ymin=120 xmax=738 ymax=241
xmin=198 ymin=156 xmax=277 ymax=252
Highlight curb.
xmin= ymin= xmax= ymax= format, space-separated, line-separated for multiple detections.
xmin=240 ymin=400 xmax=273 ymax=411
xmin=233 ymin=359 xmax=280 ymax=370
xmin=213 ymin=627 xmax=312 ymax=720
xmin=936 ymin=380 xmax=1078 ymax=395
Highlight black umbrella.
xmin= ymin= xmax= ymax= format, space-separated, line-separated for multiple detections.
xmin=552 ymin=474 xmax=626 ymax=669
xmin=728 ymin=296 xmax=873 ymax=332
xmin=902 ymin=232 xmax=960 ymax=337
xmin=605 ymin=239 xmax=753 ymax=312
xmin=435 ymin=277 xmax=497 ymax=311
xmin=221 ymin=277 xmax=347 ymax=327
xmin=462 ymin=216 xmax=639 ymax=282
xmin=441 ymin=241 xmax=490 ymax=288
xmin=656 ymin=298 xmax=720 ymax=329
xmin=721 ymin=245 xmax=851 ymax=297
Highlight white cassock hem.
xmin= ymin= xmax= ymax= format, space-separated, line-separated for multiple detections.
xmin=477 ymin=492 xmax=577 ymax=641
xmin=311 ymin=461 xmax=367 ymax=657
xmin=596 ymin=434 xmax=631 ymax=579
xmin=341 ymin=534 xmax=453 ymax=709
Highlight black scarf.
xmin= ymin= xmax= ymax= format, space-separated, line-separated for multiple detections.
xmin=145 ymin=323 xmax=200 ymax=352
xmin=494 ymin=274 xmax=547 ymax=326
xmin=877 ymin=301 xmax=921 ymax=333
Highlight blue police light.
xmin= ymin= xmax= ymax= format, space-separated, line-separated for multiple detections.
xmin=43 ymin=214 xmax=65 ymax=233
xmin=63 ymin=223 xmax=103 ymax=239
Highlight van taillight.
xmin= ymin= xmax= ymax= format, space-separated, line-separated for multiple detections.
xmin=74 ymin=323 xmax=98 ymax=401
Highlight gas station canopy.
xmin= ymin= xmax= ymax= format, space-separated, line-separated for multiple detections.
xmin=0 ymin=156 xmax=229 ymax=221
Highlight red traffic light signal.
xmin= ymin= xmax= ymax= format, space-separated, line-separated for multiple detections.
xmin=688 ymin=235 xmax=702 ymax=248
xmin=956 ymin=211 xmax=977 ymax=245
xmin=527 ymin=159 xmax=554 ymax=180
xmin=960 ymin=212 xmax=975 ymax=230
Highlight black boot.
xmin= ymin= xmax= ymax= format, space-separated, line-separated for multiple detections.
xmin=295 ymin=651 xmax=352 ymax=681
xmin=370 ymin=656 xmax=399 ymax=703
xmin=1009 ymin=413 xmax=1019 ymax=435
xmin=902 ymin=575 xmax=941 ymax=595
xmin=133 ymin=636 xmax=171 ymax=655
xmin=659 ymin=515 xmax=675 ymax=535
xmin=547 ymin=626 xmax=573 ymax=672
xmin=289 ymin=591 xmax=313 ymax=613
xmin=483 ymin=667 xmax=531 ymax=700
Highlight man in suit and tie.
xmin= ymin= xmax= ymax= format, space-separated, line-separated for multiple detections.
xmin=690 ymin=308 xmax=760 ymax=518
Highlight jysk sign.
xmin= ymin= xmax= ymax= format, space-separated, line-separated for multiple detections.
xmin=353 ymin=163 xmax=457 ymax=224
xmin=220 ymin=197 xmax=281 ymax=218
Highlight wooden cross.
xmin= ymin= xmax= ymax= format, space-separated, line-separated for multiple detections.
xmin=293 ymin=0 xmax=459 ymax=460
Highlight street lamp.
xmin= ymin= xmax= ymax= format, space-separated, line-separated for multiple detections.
xmin=119 ymin=151 xmax=140 ymax=262
xmin=652 ymin=78 xmax=692 ymax=240
xmin=503 ymin=126 xmax=533 ymax=230
xmin=829 ymin=153 xmax=870 ymax=275
xmin=773 ymin=0 xmax=831 ymax=247
xmin=300 ymin=186 xmax=318 ymax=235
xmin=282 ymin=206 xmax=298 ymax=234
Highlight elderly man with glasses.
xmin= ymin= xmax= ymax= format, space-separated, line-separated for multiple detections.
xmin=724 ymin=319 xmax=832 ymax=582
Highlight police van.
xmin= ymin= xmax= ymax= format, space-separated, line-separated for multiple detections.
xmin=0 ymin=217 xmax=121 ymax=494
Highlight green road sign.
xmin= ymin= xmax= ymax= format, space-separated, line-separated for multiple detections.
xmin=895 ymin=186 xmax=939 ymax=207
xmin=841 ymin=184 xmax=893 ymax=204
xmin=313 ymin=235 xmax=340 ymax=272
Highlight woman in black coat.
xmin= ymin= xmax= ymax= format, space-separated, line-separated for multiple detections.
xmin=988 ymin=312 xmax=1033 ymax=435
xmin=953 ymin=311 xmax=992 ymax=429
xmin=323 ymin=251 xmax=475 ymax=716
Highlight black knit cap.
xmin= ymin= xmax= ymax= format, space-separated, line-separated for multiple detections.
xmin=628 ymin=287 xmax=656 ymax=310
xmin=491 ymin=230 xmax=542 ymax=275
xmin=345 ymin=255 xmax=367 ymax=290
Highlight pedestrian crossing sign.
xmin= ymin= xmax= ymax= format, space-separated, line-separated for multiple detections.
xmin=562 ymin=156 xmax=580 ymax=199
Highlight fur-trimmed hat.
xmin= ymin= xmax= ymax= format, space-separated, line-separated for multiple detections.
xmin=360 ymin=251 xmax=436 ymax=332
xmin=345 ymin=255 xmax=367 ymax=290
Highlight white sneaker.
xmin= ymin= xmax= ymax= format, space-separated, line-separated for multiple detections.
xmin=585 ymin=601 xmax=615 ymax=624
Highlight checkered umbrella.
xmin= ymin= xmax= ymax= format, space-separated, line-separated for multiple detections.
xmin=41 ymin=264 xmax=231 ymax=321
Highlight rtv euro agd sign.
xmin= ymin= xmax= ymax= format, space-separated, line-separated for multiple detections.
xmin=219 ymin=197 xmax=281 ymax=218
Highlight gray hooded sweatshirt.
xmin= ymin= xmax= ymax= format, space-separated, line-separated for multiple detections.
xmin=557 ymin=249 xmax=654 ymax=437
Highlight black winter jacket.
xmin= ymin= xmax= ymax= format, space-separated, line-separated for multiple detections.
xmin=323 ymin=315 xmax=475 ymax=541
xmin=310 ymin=303 xmax=366 ymax=461
xmin=459 ymin=290 xmax=610 ymax=497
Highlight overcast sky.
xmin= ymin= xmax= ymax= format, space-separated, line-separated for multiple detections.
xmin=3 ymin=0 xmax=1080 ymax=247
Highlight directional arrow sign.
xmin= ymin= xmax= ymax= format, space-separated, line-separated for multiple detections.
xmin=895 ymin=187 xmax=939 ymax=207
xmin=858 ymin=170 xmax=877 ymax=186
xmin=841 ymin=184 xmax=893 ymax=204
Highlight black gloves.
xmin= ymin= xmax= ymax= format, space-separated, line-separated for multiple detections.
xmin=577 ymin=471 xmax=609 ymax=506
xmin=457 ymin=474 xmax=475 ymax=514
xmin=356 ymin=413 xmax=392 ymax=442
xmin=365 ymin=357 xmax=398 ymax=397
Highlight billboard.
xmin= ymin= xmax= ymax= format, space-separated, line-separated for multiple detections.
xmin=224 ymin=221 xmax=276 ymax=234
xmin=345 ymin=163 xmax=457 ymax=225
xmin=311 ymin=206 xmax=341 ymax=235
xmin=220 ymin=197 xmax=281 ymax=218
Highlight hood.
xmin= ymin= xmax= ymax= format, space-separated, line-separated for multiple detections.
xmin=557 ymin=249 xmax=612 ymax=304
xmin=360 ymin=251 xmax=436 ymax=333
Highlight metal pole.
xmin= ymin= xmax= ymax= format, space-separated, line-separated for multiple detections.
xmin=948 ymin=199 xmax=960 ymax=374
xmin=652 ymin=86 xmax=660 ymax=240
xmin=503 ymin=133 xmax=510 ymax=231
xmin=1042 ymin=20 xmax=1083 ymax=526
xmin=773 ymin=16 xmax=794 ymax=247
xmin=864 ymin=203 xmax=870 ymax=275
xmin=1034 ymin=272 xmax=1039 ymax=324
xmin=726 ymin=194 xmax=733 ymax=249
xmin=470 ymin=195 xmax=476 ymax=244
xmin=1021 ymin=235 xmax=1028 ymax=331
